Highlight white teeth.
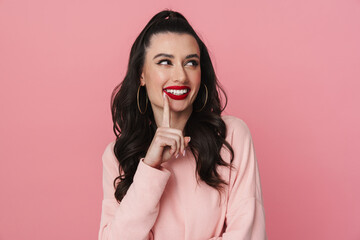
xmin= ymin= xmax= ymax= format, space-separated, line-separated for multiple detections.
xmin=165 ymin=89 xmax=189 ymax=95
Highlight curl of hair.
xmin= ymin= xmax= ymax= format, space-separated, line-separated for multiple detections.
xmin=111 ymin=9 xmax=234 ymax=202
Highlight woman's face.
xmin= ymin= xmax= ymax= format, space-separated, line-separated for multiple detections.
xmin=140 ymin=32 xmax=201 ymax=116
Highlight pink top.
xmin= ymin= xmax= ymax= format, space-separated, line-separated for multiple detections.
xmin=98 ymin=115 xmax=267 ymax=240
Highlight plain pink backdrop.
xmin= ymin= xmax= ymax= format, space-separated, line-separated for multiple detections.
xmin=1 ymin=0 xmax=359 ymax=239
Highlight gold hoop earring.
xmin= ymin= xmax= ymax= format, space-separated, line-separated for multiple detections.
xmin=195 ymin=83 xmax=208 ymax=112
xmin=137 ymin=85 xmax=148 ymax=114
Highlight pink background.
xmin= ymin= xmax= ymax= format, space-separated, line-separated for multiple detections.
xmin=1 ymin=0 xmax=359 ymax=239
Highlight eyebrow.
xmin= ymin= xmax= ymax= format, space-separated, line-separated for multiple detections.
xmin=153 ymin=53 xmax=200 ymax=60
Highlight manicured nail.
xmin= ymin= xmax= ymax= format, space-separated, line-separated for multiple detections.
xmin=175 ymin=153 xmax=179 ymax=158
xmin=183 ymin=149 xmax=186 ymax=156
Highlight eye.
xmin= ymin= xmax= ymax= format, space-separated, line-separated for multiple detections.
xmin=157 ymin=59 xmax=172 ymax=65
xmin=186 ymin=60 xmax=199 ymax=67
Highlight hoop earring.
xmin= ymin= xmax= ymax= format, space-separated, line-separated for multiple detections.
xmin=195 ymin=83 xmax=208 ymax=112
xmin=137 ymin=85 xmax=148 ymax=114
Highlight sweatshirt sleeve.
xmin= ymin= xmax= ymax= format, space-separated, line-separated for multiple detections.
xmin=98 ymin=141 xmax=171 ymax=240
xmin=210 ymin=117 xmax=267 ymax=240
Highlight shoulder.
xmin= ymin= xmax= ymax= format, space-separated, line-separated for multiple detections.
xmin=102 ymin=140 xmax=116 ymax=159
xmin=102 ymin=140 xmax=118 ymax=169
xmin=221 ymin=115 xmax=252 ymax=143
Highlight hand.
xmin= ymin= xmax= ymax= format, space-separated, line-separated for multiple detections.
xmin=143 ymin=92 xmax=191 ymax=169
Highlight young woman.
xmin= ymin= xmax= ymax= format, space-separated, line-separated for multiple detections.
xmin=98 ymin=9 xmax=267 ymax=240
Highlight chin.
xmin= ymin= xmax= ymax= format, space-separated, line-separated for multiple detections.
xmin=169 ymin=104 xmax=192 ymax=113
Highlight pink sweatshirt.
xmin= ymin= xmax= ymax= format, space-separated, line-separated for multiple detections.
xmin=98 ymin=115 xmax=267 ymax=240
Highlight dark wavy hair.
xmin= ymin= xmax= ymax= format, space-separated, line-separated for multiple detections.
xmin=111 ymin=9 xmax=234 ymax=202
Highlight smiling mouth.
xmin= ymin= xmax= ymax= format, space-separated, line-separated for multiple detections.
xmin=163 ymin=86 xmax=191 ymax=100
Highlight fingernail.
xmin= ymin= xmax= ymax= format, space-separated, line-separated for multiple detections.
xmin=175 ymin=153 xmax=179 ymax=158
xmin=183 ymin=149 xmax=186 ymax=156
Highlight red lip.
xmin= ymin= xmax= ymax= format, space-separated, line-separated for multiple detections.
xmin=163 ymin=86 xmax=190 ymax=90
xmin=163 ymin=86 xmax=191 ymax=100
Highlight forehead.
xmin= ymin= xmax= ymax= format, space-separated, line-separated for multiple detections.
xmin=145 ymin=32 xmax=200 ymax=57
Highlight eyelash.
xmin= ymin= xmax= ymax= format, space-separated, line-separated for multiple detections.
xmin=157 ymin=59 xmax=199 ymax=67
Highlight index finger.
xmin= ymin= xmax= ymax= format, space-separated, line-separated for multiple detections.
xmin=162 ymin=92 xmax=170 ymax=127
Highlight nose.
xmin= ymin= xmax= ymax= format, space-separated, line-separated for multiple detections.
xmin=172 ymin=64 xmax=187 ymax=83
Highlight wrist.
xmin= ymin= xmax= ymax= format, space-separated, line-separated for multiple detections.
xmin=142 ymin=158 xmax=161 ymax=169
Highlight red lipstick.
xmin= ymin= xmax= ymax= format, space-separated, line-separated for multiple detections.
xmin=163 ymin=86 xmax=191 ymax=100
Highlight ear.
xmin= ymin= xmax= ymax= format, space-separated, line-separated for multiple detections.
xmin=140 ymin=74 xmax=145 ymax=86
